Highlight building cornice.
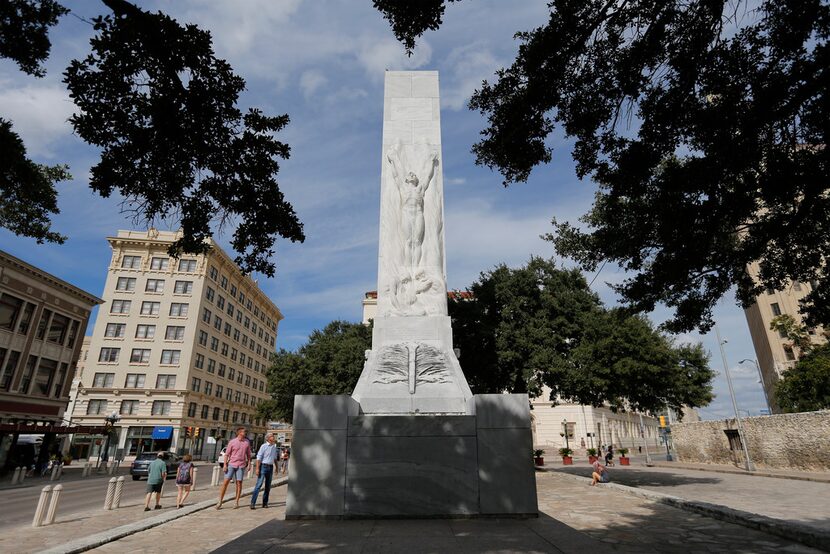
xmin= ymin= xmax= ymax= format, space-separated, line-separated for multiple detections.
xmin=0 ymin=249 xmax=103 ymax=307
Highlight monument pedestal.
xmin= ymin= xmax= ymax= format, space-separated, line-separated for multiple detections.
xmin=286 ymin=394 xmax=538 ymax=519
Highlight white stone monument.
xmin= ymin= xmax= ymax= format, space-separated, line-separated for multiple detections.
xmin=286 ymin=71 xmax=537 ymax=519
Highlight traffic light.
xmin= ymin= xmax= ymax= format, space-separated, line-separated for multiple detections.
xmin=185 ymin=426 xmax=192 ymax=438
xmin=659 ymin=416 xmax=667 ymax=427
xmin=194 ymin=427 xmax=201 ymax=438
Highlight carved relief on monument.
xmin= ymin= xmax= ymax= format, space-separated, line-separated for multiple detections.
xmin=373 ymin=342 xmax=452 ymax=393
xmin=380 ymin=140 xmax=448 ymax=317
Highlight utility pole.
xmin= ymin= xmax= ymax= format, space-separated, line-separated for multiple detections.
xmin=739 ymin=358 xmax=771 ymax=415
xmin=638 ymin=412 xmax=652 ymax=465
xmin=716 ymin=326 xmax=755 ymax=471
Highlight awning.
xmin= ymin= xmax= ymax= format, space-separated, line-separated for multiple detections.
xmin=151 ymin=426 xmax=173 ymax=440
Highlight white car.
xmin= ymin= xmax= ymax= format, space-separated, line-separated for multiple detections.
xmin=216 ymin=447 xmax=226 ymax=465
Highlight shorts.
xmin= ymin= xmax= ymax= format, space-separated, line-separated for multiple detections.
xmin=600 ymin=473 xmax=610 ymax=483
xmin=146 ymin=482 xmax=163 ymax=493
xmin=225 ymin=465 xmax=245 ymax=481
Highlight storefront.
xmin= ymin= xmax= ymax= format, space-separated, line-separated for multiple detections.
xmin=125 ymin=426 xmax=173 ymax=456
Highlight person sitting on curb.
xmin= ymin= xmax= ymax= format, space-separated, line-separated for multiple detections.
xmin=144 ymin=451 xmax=167 ymax=511
xmin=590 ymin=458 xmax=610 ymax=486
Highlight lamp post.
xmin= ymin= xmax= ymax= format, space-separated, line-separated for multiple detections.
xmin=715 ymin=326 xmax=755 ymax=471
xmin=97 ymin=412 xmax=121 ymax=470
xmin=560 ymin=420 xmax=569 ymax=451
xmin=739 ymin=358 xmax=771 ymax=414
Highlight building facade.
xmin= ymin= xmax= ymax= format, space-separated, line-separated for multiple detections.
xmin=0 ymin=250 xmax=102 ymax=469
xmin=743 ymin=264 xmax=826 ymax=413
xmin=68 ymin=230 xmax=282 ymax=460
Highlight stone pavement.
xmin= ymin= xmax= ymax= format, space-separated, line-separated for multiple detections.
xmin=83 ymin=470 xmax=822 ymax=553
xmin=649 ymin=460 xmax=830 ymax=483
xmin=549 ymin=463 xmax=830 ymax=533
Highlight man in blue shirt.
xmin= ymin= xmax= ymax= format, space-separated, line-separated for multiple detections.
xmin=144 ymin=452 xmax=167 ymax=511
xmin=250 ymin=433 xmax=278 ymax=509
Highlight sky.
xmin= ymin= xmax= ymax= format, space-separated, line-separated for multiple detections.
xmin=0 ymin=0 xmax=771 ymax=420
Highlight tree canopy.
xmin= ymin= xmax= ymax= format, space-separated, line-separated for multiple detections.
xmin=1 ymin=0 xmax=304 ymax=276
xmin=775 ymin=343 xmax=830 ymax=413
xmin=375 ymin=0 xmax=830 ymax=334
xmin=258 ymin=321 xmax=371 ymax=423
xmin=449 ymin=257 xmax=714 ymax=415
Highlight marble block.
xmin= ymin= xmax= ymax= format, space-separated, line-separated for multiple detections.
xmin=285 ymin=428 xmax=348 ymax=519
xmin=477 ymin=428 xmax=538 ymax=515
xmin=292 ymin=394 xmax=359 ymax=430
xmin=474 ymin=393 xmax=532 ymax=429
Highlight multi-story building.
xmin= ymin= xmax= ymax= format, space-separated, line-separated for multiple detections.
xmin=743 ymin=264 xmax=826 ymax=413
xmin=0 ymin=250 xmax=102 ymax=470
xmin=69 ymin=230 xmax=283 ymax=460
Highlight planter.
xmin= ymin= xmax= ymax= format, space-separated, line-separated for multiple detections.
xmin=619 ymin=456 xmax=630 ymax=466
xmin=562 ymin=456 xmax=573 ymax=465
xmin=588 ymin=456 xmax=598 ymax=464
xmin=534 ymin=457 xmax=545 ymax=466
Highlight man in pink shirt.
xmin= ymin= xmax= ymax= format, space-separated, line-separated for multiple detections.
xmin=216 ymin=426 xmax=251 ymax=509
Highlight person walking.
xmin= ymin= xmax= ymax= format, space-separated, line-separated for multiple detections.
xmin=279 ymin=446 xmax=290 ymax=475
xmin=175 ymin=454 xmax=194 ymax=508
xmin=590 ymin=458 xmax=610 ymax=486
xmin=250 ymin=433 xmax=278 ymax=510
xmin=144 ymin=451 xmax=167 ymax=511
xmin=216 ymin=426 xmax=251 ymax=509
xmin=604 ymin=444 xmax=615 ymax=466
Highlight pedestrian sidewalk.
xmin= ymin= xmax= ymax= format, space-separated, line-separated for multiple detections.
xmin=84 ymin=471 xmax=820 ymax=553
xmin=648 ymin=460 xmax=830 ymax=483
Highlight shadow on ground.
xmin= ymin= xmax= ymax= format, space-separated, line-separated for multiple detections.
xmin=550 ymin=466 xmax=722 ymax=488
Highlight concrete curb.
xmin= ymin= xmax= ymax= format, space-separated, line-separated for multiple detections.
xmin=41 ymin=476 xmax=289 ymax=554
xmin=547 ymin=471 xmax=830 ymax=551
xmin=648 ymin=461 xmax=830 ymax=483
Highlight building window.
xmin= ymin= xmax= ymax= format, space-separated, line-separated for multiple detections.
xmin=150 ymin=257 xmax=169 ymax=270
xmin=18 ymin=355 xmax=37 ymax=393
xmin=209 ymin=266 xmax=219 ymax=281
xmin=214 ymin=315 xmax=222 ymax=330
xmin=0 ymin=294 xmax=24 ymax=331
xmin=198 ymin=330 xmax=208 ymax=346
xmin=92 ymin=373 xmax=115 ymax=389
xmin=120 ymin=400 xmax=139 ymax=415
xmin=140 ymin=301 xmax=160 ymax=316
xmin=216 ymin=363 xmax=227 ymax=377
xmin=771 ymin=303 xmax=782 ymax=316
xmin=233 ymin=411 xmax=239 ymax=422
xmin=15 ymin=302 xmax=35 ymax=335
xmin=230 ymin=348 xmax=238 ymax=362
xmin=201 ymin=405 xmax=209 ymax=419
xmin=110 ymin=300 xmax=131 ymax=314
xmin=116 ymin=277 xmax=136 ymax=291
xmin=224 ymin=323 xmax=231 ymax=337
xmin=205 ymin=286 xmax=215 ymax=302
xmin=194 ymin=353 xmax=204 ymax=369
xmin=202 ymin=308 xmax=212 ymax=323
xmin=212 ymin=407 xmax=220 ymax=420
xmin=121 ymin=255 xmax=141 ymax=269
xmin=238 ymin=292 xmax=245 ymax=305
xmin=151 ymin=400 xmax=171 ymax=415
xmin=130 ymin=348 xmax=151 ymax=364
xmin=216 ymin=384 xmax=223 ymax=398
xmin=145 ymin=279 xmax=165 ymax=293
xmin=233 ymin=328 xmax=240 ymax=342
xmin=235 ymin=311 xmax=242 ymax=324
xmin=221 ymin=342 xmax=229 ymax=356
xmin=174 ymin=280 xmax=193 ymax=294
xmin=210 ymin=337 xmax=219 ymax=352
xmin=135 ymin=324 xmax=156 ymax=339
xmin=225 ymin=387 xmax=233 ymax=401
xmin=207 ymin=358 xmax=216 ymax=373
xmin=105 ymin=323 xmax=126 ymax=338
xmin=235 ymin=391 xmax=241 ymax=402
xmin=244 ymin=317 xmax=250 ymax=329
xmin=239 ymin=353 xmax=246 ymax=366
xmin=784 ymin=345 xmax=796 ymax=361
xmin=169 ymin=303 xmax=189 ymax=317
xmin=259 ymin=381 xmax=264 ymax=392
xmin=220 ymin=275 xmax=228 ymax=290
xmin=204 ymin=381 xmax=213 ymax=395
xmin=191 ymin=377 xmax=201 ymax=392
xmin=223 ymin=409 xmax=229 ymax=422
xmin=0 ymin=350 xmax=21 ymax=391
xmin=156 ymin=374 xmax=176 ymax=389
xmin=98 ymin=348 xmax=120 ymax=363
xmin=52 ymin=362 xmax=68 ymax=397
xmin=31 ymin=358 xmax=58 ymax=396
xmin=188 ymin=402 xmax=197 ymax=417
xmin=160 ymin=350 xmax=181 ymax=365
xmin=178 ymin=259 xmax=197 ymax=272
xmin=87 ymin=399 xmax=107 ymax=415
xmin=245 ymin=375 xmax=251 ymax=387
xmin=125 ymin=373 xmax=146 ymax=388
xmin=228 ymin=367 xmax=236 ymax=381
xmin=230 ymin=284 xmax=237 ymax=297
xmin=165 ymin=326 xmax=185 ymax=340
xmin=226 ymin=303 xmax=234 ymax=317
xmin=216 ymin=295 xmax=225 ymax=310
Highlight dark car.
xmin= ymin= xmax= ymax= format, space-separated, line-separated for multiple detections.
xmin=129 ymin=451 xmax=181 ymax=481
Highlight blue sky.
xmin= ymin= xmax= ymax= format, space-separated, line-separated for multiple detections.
xmin=0 ymin=0 xmax=770 ymax=419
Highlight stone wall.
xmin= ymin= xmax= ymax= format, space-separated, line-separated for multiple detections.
xmin=671 ymin=410 xmax=830 ymax=471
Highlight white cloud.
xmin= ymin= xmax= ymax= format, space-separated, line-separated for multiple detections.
xmin=356 ymin=36 xmax=432 ymax=79
xmin=299 ymin=70 xmax=327 ymax=98
xmin=0 ymin=83 xmax=75 ymax=158
xmin=441 ymin=42 xmax=502 ymax=110
xmin=446 ymin=177 xmax=467 ymax=185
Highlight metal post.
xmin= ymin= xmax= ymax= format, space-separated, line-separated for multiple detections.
xmin=11 ymin=466 xmax=21 ymax=485
xmin=740 ymin=358 xmax=772 ymax=415
xmin=32 ymin=485 xmax=52 ymax=527
xmin=191 ymin=466 xmax=198 ymax=491
xmin=113 ymin=476 xmax=124 ymax=509
xmin=45 ymin=484 xmax=63 ymax=525
xmin=638 ymin=412 xmax=652 ymax=465
xmin=716 ymin=325 xmax=755 ymax=471
xmin=104 ymin=477 xmax=116 ymax=510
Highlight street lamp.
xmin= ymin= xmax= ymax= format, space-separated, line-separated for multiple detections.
xmin=715 ymin=326 xmax=755 ymax=471
xmin=560 ymin=419 xmax=569 ymax=451
xmin=739 ymin=358 xmax=771 ymax=414
xmin=97 ymin=411 xmax=121 ymax=469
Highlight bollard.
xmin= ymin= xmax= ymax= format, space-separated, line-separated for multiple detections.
xmin=103 ymin=477 xmax=116 ymax=510
xmin=211 ymin=465 xmax=220 ymax=487
xmin=32 ymin=485 xmax=52 ymax=527
xmin=58 ymin=464 xmax=63 ymax=479
xmin=82 ymin=462 xmax=91 ymax=477
xmin=191 ymin=466 xmax=198 ymax=491
xmin=107 ymin=461 xmax=115 ymax=475
xmin=50 ymin=464 xmax=60 ymax=481
xmin=113 ymin=476 xmax=124 ymax=509
xmin=45 ymin=484 xmax=63 ymax=525
xmin=19 ymin=467 xmax=26 ymax=484
xmin=11 ymin=466 xmax=21 ymax=485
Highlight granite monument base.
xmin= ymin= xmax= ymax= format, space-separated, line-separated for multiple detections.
xmin=285 ymin=394 xmax=538 ymax=519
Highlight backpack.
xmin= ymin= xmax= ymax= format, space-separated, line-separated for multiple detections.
xmin=176 ymin=462 xmax=192 ymax=484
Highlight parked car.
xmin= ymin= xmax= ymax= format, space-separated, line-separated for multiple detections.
xmin=216 ymin=447 xmax=226 ymax=466
xmin=130 ymin=451 xmax=181 ymax=481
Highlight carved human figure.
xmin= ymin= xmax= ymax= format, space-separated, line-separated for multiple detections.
xmin=386 ymin=142 xmax=439 ymax=272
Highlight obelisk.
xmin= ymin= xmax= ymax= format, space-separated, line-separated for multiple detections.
xmin=351 ymin=70 xmax=473 ymax=415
